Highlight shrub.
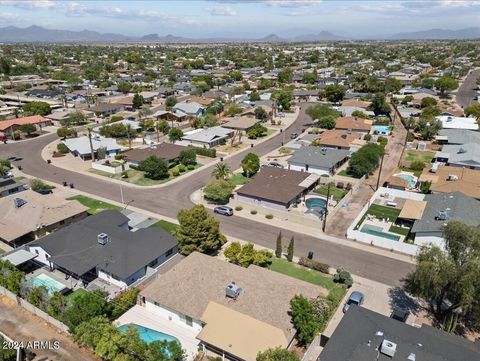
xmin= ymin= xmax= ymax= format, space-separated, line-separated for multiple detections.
xmin=203 ymin=179 xmax=235 ymax=204
xmin=333 ymin=267 xmax=353 ymax=287
xmin=224 ymin=242 xmax=272 ymax=268
xmin=114 ymin=154 xmax=123 ymax=161
xmin=191 ymin=146 xmax=216 ymax=158
xmin=30 ymin=178 xmax=53 ymax=192
xmin=410 ymin=160 xmax=425 ymax=171
xmin=265 ymin=214 xmax=274 ymax=219
xmin=178 ymin=164 xmax=186 ymax=172
xmin=250 ymin=209 xmax=257 ymax=215
xmin=187 ymin=164 xmax=195 ymax=170
xmin=290 ymin=295 xmax=319 ymax=345
xmin=364 ymin=133 xmax=372 ymax=141
xmin=235 ymin=206 xmax=243 ymax=211
xmin=377 ymin=136 xmax=388 ymax=146
xmin=121 ymin=171 xmax=128 ymax=178
xmin=57 ymin=142 xmax=69 ymax=154
xmin=298 ymin=257 xmax=330 ymax=274
xmin=171 ymin=169 xmax=180 ymax=177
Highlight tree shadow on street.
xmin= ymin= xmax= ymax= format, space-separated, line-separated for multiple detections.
xmin=388 ymin=286 xmax=422 ymax=316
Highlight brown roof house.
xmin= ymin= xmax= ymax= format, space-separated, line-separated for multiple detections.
xmin=138 ymin=252 xmax=325 ymax=361
xmin=334 ymin=116 xmax=372 ymax=133
xmin=0 ymin=190 xmax=88 ymax=247
xmin=221 ymin=116 xmax=260 ymax=131
xmin=315 ymin=129 xmax=365 ymax=150
xmin=235 ymin=167 xmax=320 ymax=209
xmin=122 ymin=143 xmax=187 ymax=166
xmin=420 ymin=165 xmax=480 ymax=200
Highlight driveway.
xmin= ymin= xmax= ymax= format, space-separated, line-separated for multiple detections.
xmin=456 ymin=68 xmax=480 ymax=108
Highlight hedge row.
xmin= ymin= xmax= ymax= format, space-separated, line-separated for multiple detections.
xmin=298 ymin=257 xmax=330 ymax=274
xmin=190 ymin=146 xmax=216 ymax=158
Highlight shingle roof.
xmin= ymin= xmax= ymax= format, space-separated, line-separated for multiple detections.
xmin=122 ymin=143 xmax=187 ymax=162
xmin=63 ymin=136 xmax=121 ymax=156
xmin=320 ymin=305 xmax=479 ymax=361
xmin=182 ymin=126 xmax=232 ymax=143
xmin=427 ymin=166 xmax=480 ymax=199
xmin=437 ymin=129 xmax=480 ymax=145
xmin=29 ymin=210 xmax=178 ymax=279
xmin=141 ymin=252 xmax=325 ymax=341
xmin=441 ymin=143 xmax=480 ymax=167
xmin=335 ymin=116 xmax=372 ymax=131
xmin=288 ymin=146 xmax=350 ymax=169
xmin=172 ymin=101 xmax=204 ymax=115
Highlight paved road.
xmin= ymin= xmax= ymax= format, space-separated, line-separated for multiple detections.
xmin=0 ymin=104 xmax=414 ymax=286
xmin=456 ymin=68 xmax=480 ymax=108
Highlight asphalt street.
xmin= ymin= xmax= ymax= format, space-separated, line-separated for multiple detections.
xmin=456 ymin=68 xmax=480 ymax=108
xmin=0 ymin=103 xmax=415 ymax=286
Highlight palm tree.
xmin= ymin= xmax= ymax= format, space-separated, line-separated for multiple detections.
xmin=212 ymin=162 xmax=232 ymax=180
xmin=154 ymin=121 xmax=161 ymax=143
xmin=86 ymin=126 xmax=95 ymax=161
xmin=125 ymin=123 xmax=133 ymax=149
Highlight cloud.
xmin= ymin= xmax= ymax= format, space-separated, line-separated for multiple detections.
xmin=266 ymin=0 xmax=322 ymax=7
xmin=205 ymin=6 xmax=237 ymax=16
xmin=0 ymin=11 xmax=20 ymax=21
xmin=0 ymin=0 xmax=56 ymax=10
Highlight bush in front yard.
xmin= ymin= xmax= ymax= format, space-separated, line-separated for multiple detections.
xmin=203 ymin=179 xmax=235 ymax=204
xmin=410 ymin=160 xmax=425 ymax=171
xmin=57 ymin=142 xmax=69 ymax=154
xmin=235 ymin=206 xmax=243 ymax=211
xmin=298 ymin=257 xmax=330 ymax=274
xmin=178 ymin=164 xmax=186 ymax=173
xmin=172 ymin=169 xmax=180 ymax=177
xmin=250 ymin=209 xmax=257 ymax=215
xmin=265 ymin=214 xmax=273 ymax=219
xmin=187 ymin=164 xmax=195 ymax=170
xmin=333 ymin=267 xmax=353 ymax=287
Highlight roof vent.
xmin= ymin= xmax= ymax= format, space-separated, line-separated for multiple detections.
xmin=225 ymin=282 xmax=241 ymax=299
xmin=458 ymin=147 xmax=467 ymax=154
xmin=435 ymin=210 xmax=449 ymax=221
xmin=97 ymin=233 xmax=110 ymax=245
xmin=408 ymin=353 xmax=416 ymax=361
xmin=14 ymin=198 xmax=27 ymax=208
xmin=380 ymin=339 xmax=397 ymax=358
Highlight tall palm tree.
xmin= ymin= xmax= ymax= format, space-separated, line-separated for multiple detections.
xmin=125 ymin=123 xmax=133 ymax=149
xmin=212 ymin=162 xmax=232 ymax=180
xmin=154 ymin=121 xmax=161 ymax=143
xmin=86 ymin=126 xmax=95 ymax=161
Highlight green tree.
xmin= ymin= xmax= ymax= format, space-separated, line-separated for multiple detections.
xmin=465 ymin=103 xmax=480 ymax=121
xmin=369 ymin=92 xmax=391 ymax=115
xmin=0 ymin=260 xmax=24 ymax=295
xmin=277 ymin=68 xmax=293 ymax=84
xmin=224 ymin=103 xmax=243 ymax=117
xmin=324 ymin=84 xmax=346 ymax=103
xmin=420 ymin=97 xmax=438 ymax=108
xmin=132 ymin=93 xmax=145 ymax=109
xmin=384 ymin=77 xmax=403 ymax=93
xmin=272 ymin=89 xmax=293 ymax=111
xmin=250 ymin=91 xmax=261 ymax=101
xmin=333 ymin=267 xmax=353 ymax=287
xmin=228 ymin=70 xmax=243 ymax=81
xmin=241 ymin=152 xmax=260 ymax=177
xmin=62 ymin=290 xmax=112 ymax=332
xmin=405 ymin=221 xmax=480 ymax=328
xmin=0 ymin=335 xmax=17 ymax=361
xmin=179 ymin=149 xmax=197 ymax=166
xmin=348 ymin=143 xmax=384 ymax=178
xmin=420 ymin=180 xmax=432 ymax=194
xmin=211 ymin=162 xmax=232 ymax=180
xmin=257 ymin=347 xmax=300 ymax=361
xmin=224 ymin=242 xmax=273 ymax=268
xmin=168 ymin=128 xmax=183 ymax=143
xmin=247 ymin=123 xmax=268 ymax=139
xmin=254 ymin=106 xmax=268 ymax=120
xmin=176 ymin=205 xmax=226 ymax=255
xmin=302 ymin=72 xmax=317 ymax=84
xmin=287 ymin=236 xmax=294 ymax=262
xmin=203 ymin=179 xmax=235 ymax=204
xmin=111 ymin=288 xmax=140 ymax=319
xmin=435 ymin=75 xmax=458 ymax=94
xmin=275 ymin=232 xmax=282 ymax=258
xmin=19 ymin=123 xmax=36 ymax=136
xmin=23 ymin=101 xmax=51 ymax=116
xmin=351 ymin=110 xmax=369 ymax=119
xmin=290 ymin=295 xmax=319 ymax=345
xmin=421 ymin=77 xmax=435 ymax=89
xmin=47 ymin=292 xmax=67 ymax=319
xmin=117 ymin=80 xmax=132 ymax=94
xmin=57 ymin=126 xmax=73 ymax=139
xmin=165 ymin=95 xmax=177 ymax=110
xmin=306 ymin=104 xmax=340 ymax=129
xmin=138 ymin=155 xmax=169 ymax=180
xmin=63 ymin=111 xmax=86 ymax=126
xmin=415 ymin=118 xmax=442 ymax=140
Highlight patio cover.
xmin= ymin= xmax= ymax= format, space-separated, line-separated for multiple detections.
xmin=1 ymin=249 xmax=37 ymax=266
xmin=398 ymin=199 xmax=427 ymax=220
xmin=298 ymin=174 xmax=321 ymax=188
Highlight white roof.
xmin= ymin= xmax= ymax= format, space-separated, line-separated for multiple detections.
xmin=1 ymin=249 xmax=37 ymax=266
xmin=173 ymin=101 xmax=204 ymax=115
xmin=436 ymin=115 xmax=479 ymax=130
xmin=64 ymin=136 xmax=121 ymax=155
xmin=182 ymin=126 xmax=232 ymax=144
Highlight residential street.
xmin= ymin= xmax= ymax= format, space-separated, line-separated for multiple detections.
xmin=456 ymin=68 xmax=480 ymax=108
xmin=0 ymin=104 xmax=414 ymax=286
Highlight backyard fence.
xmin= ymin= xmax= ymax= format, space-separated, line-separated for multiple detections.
xmin=0 ymin=285 xmax=69 ymax=333
xmin=301 ymin=334 xmax=322 ymax=361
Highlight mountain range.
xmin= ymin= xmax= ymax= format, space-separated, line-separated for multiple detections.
xmin=0 ymin=25 xmax=479 ymax=43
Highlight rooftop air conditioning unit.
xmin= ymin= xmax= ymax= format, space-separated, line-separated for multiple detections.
xmin=435 ymin=210 xmax=449 ymax=221
xmin=97 ymin=233 xmax=110 ymax=245
xmin=225 ymin=282 xmax=242 ymax=299
xmin=380 ymin=339 xmax=397 ymax=358
xmin=447 ymin=174 xmax=458 ymax=181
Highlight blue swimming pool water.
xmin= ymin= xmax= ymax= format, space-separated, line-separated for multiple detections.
xmin=28 ymin=274 xmax=67 ymax=295
xmin=360 ymin=225 xmax=400 ymax=241
xmin=373 ymin=125 xmax=390 ymax=134
xmin=118 ymin=324 xmax=180 ymax=345
xmin=306 ymin=197 xmax=327 ymax=209
xmin=395 ymin=173 xmax=416 ymax=187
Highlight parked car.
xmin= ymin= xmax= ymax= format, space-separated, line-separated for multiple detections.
xmin=343 ymin=291 xmax=364 ymax=313
xmin=263 ymin=161 xmax=284 ymax=169
xmin=36 ymin=188 xmax=53 ymax=195
xmin=290 ymin=132 xmax=298 ymax=139
xmin=214 ymin=206 xmax=234 ymax=216
xmin=277 ymin=112 xmax=285 ymax=117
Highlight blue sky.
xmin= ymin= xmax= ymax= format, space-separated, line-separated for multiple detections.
xmin=0 ymin=0 xmax=479 ymax=38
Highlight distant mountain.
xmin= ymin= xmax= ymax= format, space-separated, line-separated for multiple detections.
xmin=389 ymin=27 xmax=480 ymax=40
xmin=293 ymin=31 xmax=347 ymax=42
xmin=260 ymin=34 xmax=286 ymax=42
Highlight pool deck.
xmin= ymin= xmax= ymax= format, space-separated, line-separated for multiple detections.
xmin=116 ymin=305 xmax=199 ymax=360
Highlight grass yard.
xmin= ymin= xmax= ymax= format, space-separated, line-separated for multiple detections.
xmin=266 ymin=128 xmax=277 ymax=136
xmin=388 ymin=225 xmax=411 ymax=236
xmin=67 ymin=195 xmax=121 ymax=214
xmin=337 ymin=169 xmax=362 ymax=179
xmin=15 ymin=176 xmax=26 ymax=181
xmin=230 ymin=173 xmax=249 ymax=186
xmin=357 ymin=204 xmax=401 ymax=227
xmin=66 ymin=288 xmax=87 ymax=306
xmin=150 ymin=220 xmax=178 ymax=235
xmin=403 ymin=150 xmax=435 ymax=163
xmin=314 ymin=184 xmax=348 ymax=201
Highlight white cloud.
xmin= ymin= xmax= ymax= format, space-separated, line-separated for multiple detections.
xmin=266 ymin=0 xmax=322 ymax=8
xmin=0 ymin=0 xmax=56 ymax=10
xmin=205 ymin=6 xmax=237 ymax=16
xmin=0 ymin=11 xmax=20 ymax=21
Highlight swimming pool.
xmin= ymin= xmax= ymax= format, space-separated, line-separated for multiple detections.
xmin=394 ymin=173 xmax=417 ymax=188
xmin=373 ymin=125 xmax=390 ymax=134
xmin=118 ymin=324 xmax=180 ymax=345
xmin=360 ymin=224 xmax=400 ymax=241
xmin=306 ymin=197 xmax=327 ymax=209
xmin=28 ymin=273 xmax=67 ymax=295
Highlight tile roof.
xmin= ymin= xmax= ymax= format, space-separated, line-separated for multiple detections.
xmin=0 ymin=115 xmax=48 ymax=131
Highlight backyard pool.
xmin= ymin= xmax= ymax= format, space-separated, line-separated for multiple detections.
xmin=394 ymin=173 xmax=417 ymax=188
xmin=360 ymin=224 xmax=400 ymax=241
xmin=373 ymin=125 xmax=390 ymax=135
xmin=118 ymin=324 xmax=180 ymax=345
xmin=306 ymin=197 xmax=327 ymax=210
xmin=27 ymin=273 xmax=68 ymax=295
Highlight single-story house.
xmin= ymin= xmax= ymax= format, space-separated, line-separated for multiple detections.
xmin=411 ymin=192 xmax=480 ymax=249
xmin=0 ymin=115 xmax=51 ymax=135
xmin=335 ymin=116 xmax=372 ymax=133
xmin=235 ymin=167 xmax=320 ymax=209
xmin=435 ymin=115 xmax=479 ymax=131
xmin=63 ymin=135 xmax=121 ymax=160
xmin=89 ymin=103 xmax=125 ymax=116
xmin=288 ymin=146 xmax=350 ymax=176
xmin=28 ymin=210 xmax=178 ymax=289
xmin=181 ymin=126 xmax=233 ymax=148
xmin=420 ymin=165 xmax=480 ymax=200
xmin=384 ymin=175 xmax=409 ymax=191
xmin=315 ymin=130 xmax=365 ymax=151
xmin=435 ymin=129 xmax=480 ymax=145
xmin=190 ymin=96 xmax=215 ymax=107
xmin=435 ymin=143 xmax=480 ymax=169
xmin=45 ymin=109 xmax=93 ymax=125
xmin=122 ymin=143 xmax=187 ymax=166
xmin=172 ymin=101 xmax=205 ymax=117
xmin=0 ymin=177 xmax=25 ymax=197
xmin=319 ymin=305 xmax=479 ymax=361
xmin=0 ymin=190 xmax=88 ymax=247
xmin=340 ymin=98 xmax=371 ymax=108
xmin=337 ymin=106 xmax=375 ymax=118
xmin=221 ymin=117 xmax=261 ymax=131
xmin=139 ymin=252 xmax=325 ymax=361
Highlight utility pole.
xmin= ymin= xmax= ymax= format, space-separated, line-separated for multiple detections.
xmin=376 ymin=151 xmax=386 ymax=191
xmin=120 ymin=184 xmax=124 ymax=205
xmin=322 ymin=182 xmax=331 ymax=232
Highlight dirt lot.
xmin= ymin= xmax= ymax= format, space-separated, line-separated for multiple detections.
xmin=0 ymin=296 xmax=99 ymax=361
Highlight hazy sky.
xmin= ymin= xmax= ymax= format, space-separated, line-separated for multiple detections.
xmin=0 ymin=0 xmax=479 ymax=38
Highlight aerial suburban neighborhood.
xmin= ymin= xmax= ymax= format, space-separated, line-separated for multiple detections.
xmin=0 ymin=1 xmax=480 ymax=361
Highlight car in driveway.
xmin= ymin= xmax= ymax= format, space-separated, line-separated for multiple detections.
xmin=290 ymin=132 xmax=298 ymax=139
xmin=343 ymin=291 xmax=364 ymax=313
xmin=263 ymin=161 xmax=284 ymax=169
xmin=214 ymin=206 xmax=234 ymax=216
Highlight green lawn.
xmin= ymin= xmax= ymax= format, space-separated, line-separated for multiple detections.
xmin=15 ymin=176 xmax=26 ymax=181
xmin=388 ymin=225 xmax=411 ymax=236
xmin=230 ymin=173 xmax=249 ymax=186
xmin=266 ymin=128 xmax=276 ymax=136
xmin=337 ymin=169 xmax=362 ymax=179
xmin=67 ymin=195 xmax=121 ymax=215
xmin=400 ymin=166 xmax=423 ymax=178
xmin=66 ymin=288 xmax=87 ymax=306
xmin=404 ymin=150 xmax=435 ymax=163
xmin=314 ymin=184 xmax=348 ymax=201
xmin=150 ymin=220 xmax=178 ymax=235
xmin=357 ymin=204 xmax=401 ymax=227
